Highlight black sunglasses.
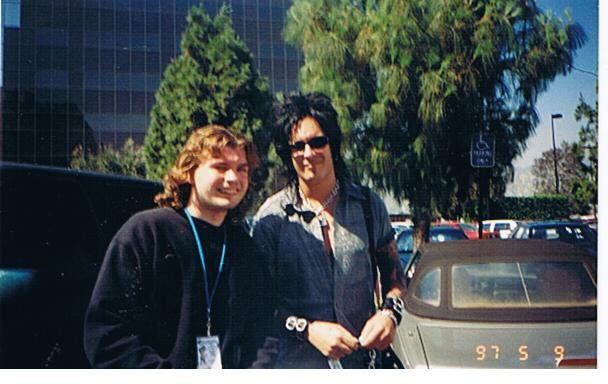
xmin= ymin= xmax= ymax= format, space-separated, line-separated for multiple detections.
xmin=289 ymin=136 xmax=329 ymax=151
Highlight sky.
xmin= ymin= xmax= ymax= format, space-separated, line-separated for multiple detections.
xmin=513 ymin=0 xmax=599 ymax=169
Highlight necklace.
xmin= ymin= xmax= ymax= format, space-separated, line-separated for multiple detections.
xmin=299 ymin=180 xmax=340 ymax=219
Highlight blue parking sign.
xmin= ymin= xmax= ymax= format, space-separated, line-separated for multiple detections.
xmin=470 ymin=132 xmax=495 ymax=167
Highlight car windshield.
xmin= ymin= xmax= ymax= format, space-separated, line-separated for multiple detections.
xmin=397 ymin=230 xmax=414 ymax=253
xmin=397 ymin=228 xmax=466 ymax=253
xmin=430 ymin=228 xmax=466 ymax=242
xmin=451 ymin=262 xmax=596 ymax=309
xmin=530 ymin=225 xmax=596 ymax=244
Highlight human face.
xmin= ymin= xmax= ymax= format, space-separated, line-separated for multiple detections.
xmin=187 ymin=146 xmax=249 ymax=223
xmin=290 ymin=116 xmax=335 ymax=187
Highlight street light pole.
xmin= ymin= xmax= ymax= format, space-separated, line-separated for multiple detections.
xmin=551 ymin=113 xmax=563 ymax=194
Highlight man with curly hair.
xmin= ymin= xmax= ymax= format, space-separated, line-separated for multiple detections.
xmin=84 ymin=125 xmax=269 ymax=368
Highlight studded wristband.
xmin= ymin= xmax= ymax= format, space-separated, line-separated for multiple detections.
xmin=285 ymin=316 xmax=309 ymax=340
xmin=381 ymin=296 xmax=404 ymax=325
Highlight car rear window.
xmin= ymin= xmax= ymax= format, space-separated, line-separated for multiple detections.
xmin=451 ymin=262 xmax=596 ymax=309
xmin=414 ymin=267 xmax=441 ymax=307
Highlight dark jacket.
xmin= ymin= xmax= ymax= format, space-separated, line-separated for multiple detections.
xmin=84 ymin=208 xmax=269 ymax=368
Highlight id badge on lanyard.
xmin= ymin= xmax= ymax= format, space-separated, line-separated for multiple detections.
xmin=185 ymin=209 xmax=227 ymax=369
xmin=197 ymin=335 xmax=222 ymax=369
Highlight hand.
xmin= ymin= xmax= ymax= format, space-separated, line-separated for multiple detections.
xmin=306 ymin=320 xmax=359 ymax=359
xmin=358 ymin=311 xmax=396 ymax=351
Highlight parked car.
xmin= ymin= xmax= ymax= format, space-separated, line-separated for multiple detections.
xmin=510 ymin=221 xmax=597 ymax=257
xmin=396 ymin=226 xmax=468 ymax=267
xmin=0 ymin=162 xmax=162 ymax=367
xmin=391 ymin=222 xmax=411 ymax=237
xmin=482 ymin=219 xmax=519 ymax=239
xmin=392 ymin=239 xmax=597 ymax=368
xmin=434 ymin=221 xmax=480 ymax=240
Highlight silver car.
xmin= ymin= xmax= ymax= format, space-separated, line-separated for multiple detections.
xmin=392 ymin=239 xmax=596 ymax=368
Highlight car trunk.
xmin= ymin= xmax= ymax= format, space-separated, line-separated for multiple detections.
xmin=415 ymin=319 xmax=596 ymax=368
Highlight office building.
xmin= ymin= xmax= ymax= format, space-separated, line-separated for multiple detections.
xmin=1 ymin=0 xmax=300 ymax=166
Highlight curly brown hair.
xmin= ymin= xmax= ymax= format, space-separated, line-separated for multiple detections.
xmin=154 ymin=125 xmax=260 ymax=220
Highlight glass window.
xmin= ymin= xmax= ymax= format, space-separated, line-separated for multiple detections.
xmin=131 ymin=91 xmax=146 ymax=113
xmin=115 ymin=10 xmax=130 ymax=33
xmin=69 ymin=90 xmax=85 ymax=113
xmin=35 ymin=6 xmax=53 ymax=27
xmin=396 ymin=231 xmax=413 ymax=253
xmin=69 ymin=30 xmax=84 ymax=48
xmin=114 ymin=0 xmax=131 ymax=9
xmin=451 ymin=262 xmax=596 ymax=309
xmin=17 ymin=70 xmax=34 ymax=88
xmin=131 ymin=11 xmax=144 ymax=34
xmin=146 ymin=12 xmax=160 ymax=33
xmin=147 ymin=0 xmax=161 ymax=9
xmin=3 ymin=1 xmax=21 ymax=28
xmin=52 ymin=70 xmax=69 ymax=88
xmin=3 ymin=45 xmax=19 ymax=71
xmin=175 ymin=0 xmax=192 ymax=12
xmin=116 ymin=91 xmax=131 ymax=113
xmin=131 ymin=51 xmax=145 ymax=72
xmin=99 ymin=9 xmax=114 ymax=31
xmin=53 ymin=7 xmax=69 ymax=28
xmin=20 ymin=113 xmax=36 ymax=131
xmin=52 ymin=47 xmax=69 ymax=69
xmin=84 ymin=8 xmax=99 ymax=30
xmin=85 ymin=90 xmax=99 ymax=113
xmin=100 ymin=91 xmax=115 ymax=113
xmin=36 ymin=28 xmax=69 ymax=47
xmin=35 ymin=70 xmax=54 ymax=88
xmin=69 ymin=6 xmax=84 ymax=27
xmin=414 ymin=267 xmax=441 ymax=307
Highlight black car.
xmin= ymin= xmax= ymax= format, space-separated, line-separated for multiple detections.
xmin=510 ymin=221 xmax=597 ymax=257
xmin=397 ymin=226 xmax=468 ymax=267
xmin=0 ymin=162 xmax=162 ymax=368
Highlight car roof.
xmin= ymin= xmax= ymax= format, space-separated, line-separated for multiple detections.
xmin=523 ymin=220 xmax=589 ymax=227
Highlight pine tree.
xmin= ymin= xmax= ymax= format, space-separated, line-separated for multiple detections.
xmin=144 ymin=5 xmax=272 ymax=182
xmin=70 ymin=139 xmax=147 ymax=179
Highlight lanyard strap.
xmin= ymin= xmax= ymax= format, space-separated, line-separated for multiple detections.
xmin=184 ymin=208 xmax=227 ymax=336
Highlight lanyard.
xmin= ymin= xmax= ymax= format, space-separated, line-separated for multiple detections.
xmin=185 ymin=208 xmax=227 ymax=336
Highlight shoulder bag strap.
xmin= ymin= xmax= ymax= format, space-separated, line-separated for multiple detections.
xmin=361 ymin=186 xmax=381 ymax=308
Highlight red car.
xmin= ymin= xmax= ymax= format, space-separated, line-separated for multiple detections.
xmin=433 ymin=221 xmax=480 ymax=240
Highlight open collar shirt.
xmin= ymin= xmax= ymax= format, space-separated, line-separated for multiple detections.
xmin=252 ymin=182 xmax=394 ymax=367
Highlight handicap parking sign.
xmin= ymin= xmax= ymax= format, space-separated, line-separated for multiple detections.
xmin=470 ymin=132 xmax=495 ymax=168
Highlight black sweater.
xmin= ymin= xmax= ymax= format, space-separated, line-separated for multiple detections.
xmin=83 ymin=208 xmax=270 ymax=368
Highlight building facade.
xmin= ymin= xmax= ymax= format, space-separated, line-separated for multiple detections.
xmin=1 ymin=0 xmax=300 ymax=166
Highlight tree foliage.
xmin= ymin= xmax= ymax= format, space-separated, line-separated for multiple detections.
xmin=491 ymin=196 xmax=574 ymax=221
xmin=144 ymin=5 xmax=273 ymax=185
xmin=70 ymin=138 xmax=147 ymax=179
xmin=571 ymin=92 xmax=598 ymax=216
xmin=532 ymin=89 xmax=597 ymax=215
xmin=532 ymin=141 xmax=587 ymax=211
xmin=284 ymin=0 xmax=585 ymax=244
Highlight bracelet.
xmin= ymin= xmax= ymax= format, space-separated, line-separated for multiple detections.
xmin=379 ymin=309 xmax=398 ymax=328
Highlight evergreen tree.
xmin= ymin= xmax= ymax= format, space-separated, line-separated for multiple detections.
xmin=284 ymin=0 xmax=585 ymax=246
xmin=572 ymin=92 xmax=598 ymax=216
xmin=144 ymin=5 xmax=273 ymax=185
xmin=532 ymin=141 xmax=587 ymax=211
xmin=70 ymin=138 xmax=147 ymax=179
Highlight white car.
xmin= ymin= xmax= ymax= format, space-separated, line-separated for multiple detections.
xmin=482 ymin=219 xmax=519 ymax=239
